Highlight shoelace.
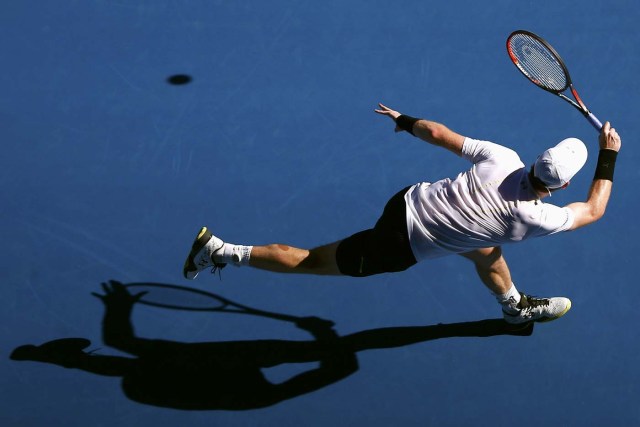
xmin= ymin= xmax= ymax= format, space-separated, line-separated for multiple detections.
xmin=210 ymin=263 xmax=225 ymax=280
xmin=520 ymin=294 xmax=550 ymax=312
xmin=207 ymin=247 xmax=226 ymax=280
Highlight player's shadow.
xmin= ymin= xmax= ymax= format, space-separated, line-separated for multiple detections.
xmin=10 ymin=281 xmax=533 ymax=411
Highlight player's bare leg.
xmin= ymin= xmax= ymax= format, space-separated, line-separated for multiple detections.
xmin=249 ymin=242 xmax=342 ymax=275
xmin=460 ymin=246 xmax=512 ymax=295
xmin=460 ymin=247 xmax=571 ymax=324
xmin=183 ymin=227 xmax=343 ymax=279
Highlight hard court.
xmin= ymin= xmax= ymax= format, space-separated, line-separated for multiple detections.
xmin=2 ymin=1 xmax=639 ymax=426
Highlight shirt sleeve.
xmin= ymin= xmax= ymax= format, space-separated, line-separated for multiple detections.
xmin=530 ymin=204 xmax=576 ymax=237
xmin=461 ymin=137 xmax=519 ymax=165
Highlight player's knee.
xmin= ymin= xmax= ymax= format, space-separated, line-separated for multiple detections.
xmin=468 ymin=246 xmax=504 ymax=270
xmin=488 ymin=246 xmax=503 ymax=263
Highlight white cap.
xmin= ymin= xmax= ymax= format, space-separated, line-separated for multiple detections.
xmin=534 ymin=138 xmax=588 ymax=189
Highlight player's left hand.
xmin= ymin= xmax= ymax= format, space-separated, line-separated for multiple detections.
xmin=374 ymin=103 xmax=403 ymax=132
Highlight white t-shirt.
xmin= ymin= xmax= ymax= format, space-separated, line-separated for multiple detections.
xmin=405 ymin=137 xmax=575 ymax=261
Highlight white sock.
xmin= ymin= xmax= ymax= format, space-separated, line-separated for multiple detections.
xmin=494 ymin=284 xmax=521 ymax=312
xmin=212 ymin=243 xmax=253 ymax=266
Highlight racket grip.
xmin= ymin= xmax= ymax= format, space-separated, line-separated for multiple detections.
xmin=587 ymin=112 xmax=603 ymax=131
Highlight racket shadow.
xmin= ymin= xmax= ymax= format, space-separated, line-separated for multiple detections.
xmin=10 ymin=280 xmax=534 ymax=411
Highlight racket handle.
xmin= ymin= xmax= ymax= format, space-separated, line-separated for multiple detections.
xmin=586 ymin=112 xmax=603 ymax=131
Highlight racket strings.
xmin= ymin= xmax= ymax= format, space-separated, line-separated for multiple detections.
xmin=509 ymin=34 xmax=567 ymax=91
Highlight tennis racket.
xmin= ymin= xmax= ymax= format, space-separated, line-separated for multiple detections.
xmin=125 ymin=282 xmax=300 ymax=322
xmin=506 ymin=30 xmax=602 ymax=131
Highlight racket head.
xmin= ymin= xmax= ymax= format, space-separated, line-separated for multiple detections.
xmin=506 ymin=30 xmax=571 ymax=93
xmin=125 ymin=282 xmax=227 ymax=311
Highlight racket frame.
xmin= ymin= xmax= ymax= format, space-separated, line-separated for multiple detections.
xmin=507 ymin=30 xmax=602 ymax=131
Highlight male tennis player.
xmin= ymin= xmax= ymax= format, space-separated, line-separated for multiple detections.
xmin=183 ymin=103 xmax=621 ymax=325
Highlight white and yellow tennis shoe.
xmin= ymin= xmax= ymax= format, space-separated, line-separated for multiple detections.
xmin=503 ymin=293 xmax=571 ymax=324
xmin=183 ymin=227 xmax=226 ymax=279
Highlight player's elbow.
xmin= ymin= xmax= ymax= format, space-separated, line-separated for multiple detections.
xmin=588 ymin=201 xmax=608 ymax=223
xmin=575 ymin=206 xmax=606 ymax=229
xmin=593 ymin=206 xmax=607 ymax=223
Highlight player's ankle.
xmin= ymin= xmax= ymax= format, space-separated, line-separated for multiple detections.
xmin=494 ymin=283 xmax=521 ymax=313
xmin=214 ymin=243 xmax=253 ymax=266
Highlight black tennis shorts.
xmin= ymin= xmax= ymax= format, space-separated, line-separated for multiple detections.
xmin=336 ymin=186 xmax=417 ymax=277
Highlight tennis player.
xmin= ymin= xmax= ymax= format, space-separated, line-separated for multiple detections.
xmin=184 ymin=103 xmax=621 ymax=325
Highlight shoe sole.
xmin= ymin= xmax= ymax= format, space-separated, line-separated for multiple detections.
xmin=183 ymin=227 xmax=212 ymax=279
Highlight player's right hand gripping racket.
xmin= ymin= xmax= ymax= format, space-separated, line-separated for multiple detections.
xmin=506 ymin=30 xmax=602 ymax=131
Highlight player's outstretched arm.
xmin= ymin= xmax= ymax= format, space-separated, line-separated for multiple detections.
xmin=566 ymin=122 xmax=621 ymax=230
xmin=375 ymin=103 xmax=466 ymax=156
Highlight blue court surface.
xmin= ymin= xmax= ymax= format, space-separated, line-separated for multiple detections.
xmin=2 ymin=1 xmax=639 ymax=426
